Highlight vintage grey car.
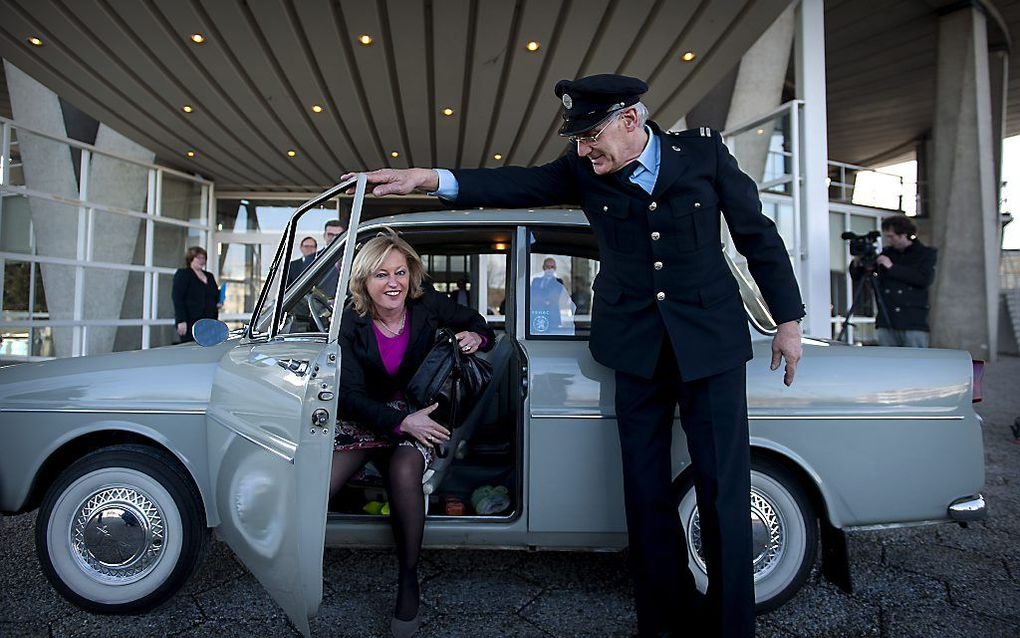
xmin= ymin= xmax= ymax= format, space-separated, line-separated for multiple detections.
xmin=0 ymin=177 xmax=986 ymax=636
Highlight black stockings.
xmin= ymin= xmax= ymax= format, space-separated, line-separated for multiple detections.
xmin=330 ymin=445 xmax=426 ymax=621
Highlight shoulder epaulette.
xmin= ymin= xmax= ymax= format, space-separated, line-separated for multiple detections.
xmin=670 ymin=126 xmax=714 ymax=139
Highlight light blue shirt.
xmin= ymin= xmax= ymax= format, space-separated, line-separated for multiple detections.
xmin=433 ymin=125 xmax=660 ymax=199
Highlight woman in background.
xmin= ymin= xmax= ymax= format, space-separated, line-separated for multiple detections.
xmin=171 ymin=246 xmax=220 ymax=343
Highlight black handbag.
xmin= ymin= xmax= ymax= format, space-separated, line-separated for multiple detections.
xmin=405 ymin=328 xmax=492 ymax=457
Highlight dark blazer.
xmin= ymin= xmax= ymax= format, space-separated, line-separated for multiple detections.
xmin=287 ymin=255 xmax=316 ymax=285
xmin=171 ymin=268 xmax=219 ymax=338
xmin=451 ymin=122 xmax=804 ymax=380
xmin=338 ymin=288 xmax=495 ymax=434
xmin=852 ymin=239 xmax=937 ymax=331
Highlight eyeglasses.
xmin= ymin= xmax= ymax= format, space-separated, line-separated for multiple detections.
xmin=568 ymin=112 xmax=621 ymax=145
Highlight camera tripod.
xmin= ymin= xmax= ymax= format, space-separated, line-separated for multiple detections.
xmin=837 ymin=266 xmax=893 ymax=344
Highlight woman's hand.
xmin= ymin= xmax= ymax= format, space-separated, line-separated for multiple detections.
xmin=398 ymin=403 xmax=450 ymax=447
xmin=176 ymin=322 xmax=187 ymax=336
xmin=455 ymin=331 xmax=483 ymax=354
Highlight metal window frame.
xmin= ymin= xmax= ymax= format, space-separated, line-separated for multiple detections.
xmin=0 ymin=118 xmax=213 ymax=361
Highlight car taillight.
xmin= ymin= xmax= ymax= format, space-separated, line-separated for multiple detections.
xmin=972 ymin=359 xmax=984 ymax=403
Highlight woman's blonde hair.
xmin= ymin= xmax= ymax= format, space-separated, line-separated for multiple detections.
xmin=349 ymin=228 xmax=426 ymax=316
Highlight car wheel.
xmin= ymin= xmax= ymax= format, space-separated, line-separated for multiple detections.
xmin=35 ymin=444 xmax=208 ymax=613
xmin=675 ymin=458 xmax=818 ymax=612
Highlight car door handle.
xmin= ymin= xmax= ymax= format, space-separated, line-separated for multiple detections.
xmin=276 ymin=358 xmax=310 ymax=376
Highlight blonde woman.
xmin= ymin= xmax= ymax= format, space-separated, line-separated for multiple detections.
xmin=332 ymin=230 xmax=493 ymax=636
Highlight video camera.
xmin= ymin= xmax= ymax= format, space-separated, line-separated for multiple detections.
xmin=841 ymin=230 xmax=881 ymax=268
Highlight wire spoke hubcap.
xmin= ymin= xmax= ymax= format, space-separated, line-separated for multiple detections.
xmin=70 ymin=485 xmax=166 ymax=585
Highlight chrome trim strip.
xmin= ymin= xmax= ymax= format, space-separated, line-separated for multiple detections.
xmin=530 ymin=413 xmax=966 ymax=421
xmin=207 ymin=413 xmax=295 ymax=464
xmin=846 ymin=520 xmax=945 ymax=532
xmin=0 ymin=408 xmax=206 ymax=415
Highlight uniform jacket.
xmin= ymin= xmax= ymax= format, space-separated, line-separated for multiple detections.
xmin=338 ymin=288 xmax=495 ymax=434
xmin=451 ymin=122 xmax=803 ymax=380
xmin=853 ymin=239 xmax=936 ymax=331
xmin=171 ymin=268 xmax=219 ymax=326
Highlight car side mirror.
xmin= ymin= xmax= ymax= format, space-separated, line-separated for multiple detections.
xmin=193 ymin=319 xmax=230 ymax=347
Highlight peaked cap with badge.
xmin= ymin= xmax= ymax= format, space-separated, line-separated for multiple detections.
xmin=554 ymin=74 xmax=648 ymax=136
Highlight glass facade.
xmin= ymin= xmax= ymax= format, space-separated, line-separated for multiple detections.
xmin=0 ymin=118 xmax=213 ymax=362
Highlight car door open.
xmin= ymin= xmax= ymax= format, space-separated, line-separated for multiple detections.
xmin=204 ymin=176 xmax=366 ymax=636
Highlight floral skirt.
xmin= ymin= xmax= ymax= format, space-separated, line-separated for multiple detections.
xmin=333 ymin=399 xmax=434 ymax=467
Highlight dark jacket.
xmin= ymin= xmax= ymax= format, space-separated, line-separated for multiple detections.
xmin=287 ymin=255 xmax=316 ymax=285
xmin=853 ymin=239 xmax=937 ymax=331
xmin=451 ymin=122 xmax=803 ymax=380
xmin=171 ymin=268 xmax=219 ymax=335
xmin=338 ymin=288 xmax=495 ymax=434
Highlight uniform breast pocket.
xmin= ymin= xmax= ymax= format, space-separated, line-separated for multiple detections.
xmin=670 ymin=192 xmax=719 ymax=251
xmin=584 ymin=196 xmax=636 ymax=253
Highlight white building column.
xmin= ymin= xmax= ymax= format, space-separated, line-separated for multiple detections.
xmin=794 ymin=0 xmax=831 ymax=339
xmin=929 ymin=6 xmax=1000 ymax=360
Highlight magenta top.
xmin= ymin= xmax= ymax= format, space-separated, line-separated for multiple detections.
xmin=371 ymin=312 xmax=412 ymax=378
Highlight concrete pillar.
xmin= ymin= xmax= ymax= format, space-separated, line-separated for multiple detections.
xmin=4 ymin=60 xmax=79 ymax=358
xmin=87 ymin=125 xmax=153 ymax=355
xmin=725 ymin=5 xmax=795 ymax=183
xmin=795 ymin=0 xmax=832 ymax=339
xmin=929 ymin=6 xmax=1000 ymax=360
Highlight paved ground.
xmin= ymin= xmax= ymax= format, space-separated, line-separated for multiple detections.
xmin=2 ymin=356 xmax=1018 ymax=638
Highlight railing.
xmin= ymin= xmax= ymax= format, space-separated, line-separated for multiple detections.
xmin=721 ymin=101 xmax=904 ymax=344
xmin=0 ymin=117 xmax=214 ymax=361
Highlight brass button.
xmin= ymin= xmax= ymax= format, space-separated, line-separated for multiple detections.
xmin=656 ymin=292 xmax=666 ymax=301
xmin=654 ymin=261 xmax=663 ymax=270
xmin=602 ymin=205 xmax=609 ymax=212
xmin=651 ymin=231 xmax=660 ymax=240
xmin=648 ymin=201 xmax=657 ymax=211
xmin=694 ymin=201 xmax=702 ymax=209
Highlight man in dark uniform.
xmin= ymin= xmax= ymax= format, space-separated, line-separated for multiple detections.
xmin=345 ymin=74 xmax=804 ymax=637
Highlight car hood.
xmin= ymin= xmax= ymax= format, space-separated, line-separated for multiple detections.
xmin=0 ymin=340 xmax=235 ymax=412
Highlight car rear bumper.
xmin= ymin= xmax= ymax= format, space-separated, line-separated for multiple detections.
xmin=948 ymin=493 xmax=986 ymax=522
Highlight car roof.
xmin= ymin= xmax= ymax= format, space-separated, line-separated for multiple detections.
xmin=364 ymin=208 xmax=588 ymax=229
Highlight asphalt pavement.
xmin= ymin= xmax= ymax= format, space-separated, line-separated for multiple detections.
xmin=2 ymin=356 xmax=1018 ymax=638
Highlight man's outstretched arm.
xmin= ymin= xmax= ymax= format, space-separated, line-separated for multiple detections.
xmin=340 ymin=168 xmax=441 ymax=197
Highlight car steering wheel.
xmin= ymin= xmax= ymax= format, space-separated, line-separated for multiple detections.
xmin=306 ymin=286 xmax=334 ymax=332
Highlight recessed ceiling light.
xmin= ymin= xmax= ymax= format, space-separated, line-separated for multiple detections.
xmin=186 ymin=151 xmax=196 ymax=158
xmin=681 ymin=51 xmax=696 ymax=62
xmin=287 ymin=150 xmax=297 ymax=157
xmin=442 ymin=107 xmax=454 ymax=116
xmin=191 ymin=33 xmax=205 ymax=44
xmin=526 ymin=41 xmax=540 ymax=52
xmin=182 ymin=105 xmax=194 ymax=113
xmin=390 ymin=151 xmax=400 ymax=158
xmin=27 ymin=36 xmax=43 ymax=47
xmin=311 ymin=104 xmax=324 ymax=113
xmin=493 ymin=242 xmax=508 ymax=251
xmin=493 ymin=153 xmax=503 ymax=160
xmin=358 ymin=34 xmax=373 ymax=45
xmin=756 ymin=128 xmax=765 ymax=135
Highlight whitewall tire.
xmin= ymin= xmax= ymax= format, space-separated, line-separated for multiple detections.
xmin=675 ymin=458 xmax=818 ymax=611
xmin=35 ymin=444 xmax=207 ymax=613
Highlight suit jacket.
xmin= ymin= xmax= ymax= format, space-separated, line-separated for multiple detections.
xmin=171 ymin=268 xmax=219 ymax=326
xmin=451 ymin=122 xmax=803 ymax=380
xmin=287 ymin=255 xmax=315 ymax=285
xmin=338 ymin=287 xmax=496 ymax=434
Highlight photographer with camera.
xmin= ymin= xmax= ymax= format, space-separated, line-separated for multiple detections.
xmin=849 ymin=215 xmax=937 ymax=347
